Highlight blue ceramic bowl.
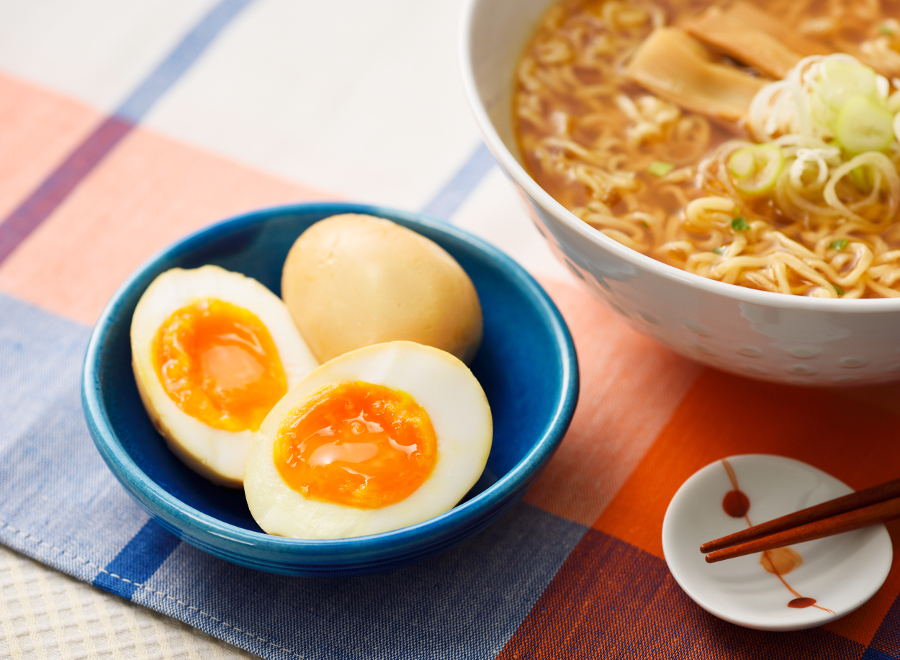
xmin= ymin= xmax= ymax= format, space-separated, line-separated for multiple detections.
xmin=82 ymin=202 xmax=578 ymax=576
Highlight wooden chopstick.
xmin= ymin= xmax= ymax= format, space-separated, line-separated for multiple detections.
xmin=700 ymin=477 xmax=900 ymax=555
xmin=704 ymin=496 xmax=900 ymax=563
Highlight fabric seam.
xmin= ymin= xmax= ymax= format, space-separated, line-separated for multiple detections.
xmin=0 ymin=519 xmax=307 ymax=660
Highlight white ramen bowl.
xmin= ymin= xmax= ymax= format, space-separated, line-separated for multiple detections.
xmin=459 ymin=0 xmax=900 ymax=387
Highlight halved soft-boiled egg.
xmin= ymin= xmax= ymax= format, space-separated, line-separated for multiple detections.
xmin=244 ymin=341 xmax=493 ymax=539
xmin=131 ymin=265 xmax=318 ymax=487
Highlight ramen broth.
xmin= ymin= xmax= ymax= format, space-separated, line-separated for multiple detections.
xmin=514 ymin=0 xmax=900 ymax=298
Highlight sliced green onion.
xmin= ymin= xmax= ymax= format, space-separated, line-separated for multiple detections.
xmin=728 ymin=144 xmax=784 ymax=196
xmin=712 ymin=246 xmax=725 ymax=256
xmin=834 ymin=95 xmax=894 ymax=154
xmin=818 ymin=60 xmax=878 ymax=111
xmin=880 ymin=22 xmax=895 ymax=35
xmin=731 ymin=217 xmax=750 ymax=231
xmin=834 ymin=284 xmax=845 ymax=297
xmin=728 ymin=149 xmax=755 ymax=178
xmin=648 ymin=161 xmax=674 ymax=177
xmin=829 ymin=239 xmax=848 ymax=250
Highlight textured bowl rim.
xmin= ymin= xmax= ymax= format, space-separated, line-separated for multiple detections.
xmin=458 ymin=0 xmax=900 ymax=313
xmin=82 ymin=201 xmax=579 ymax=566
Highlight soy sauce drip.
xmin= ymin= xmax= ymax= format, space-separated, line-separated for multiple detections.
xmin=718 ymin=459 xmax=835 ymax=615
xmin=723 ymin=490 xmax=750 ymax=518
xmin=721 ymin=459 xmax=751 ymax=520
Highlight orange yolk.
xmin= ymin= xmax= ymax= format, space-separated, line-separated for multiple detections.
xmin=152 ymin=298 xmax=288 ymax=433
xmin=273 ymin=381 xmax=437 ymax=509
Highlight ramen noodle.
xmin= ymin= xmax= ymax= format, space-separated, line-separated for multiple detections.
xmin=514 ymin=0 xmax=900 ymax=297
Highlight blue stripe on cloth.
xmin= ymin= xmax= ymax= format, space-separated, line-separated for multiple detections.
xmin=0 ymin=290 xmax=588 ymax=658
xmin=867 ymin=580 xmax=900 ymax=659
xmin=0 ymin=293 xmax=155 ymax=583
xmin=419 ymin=142 xmax=497 ymax=221
xmin=0 ymin=0 xmax=256 ymax=267
xmin=862 ymin=650 xmax=900 ymax=660
xmin=139 ymin=502 xmax=586 ymax=660
xmin=115 ymin=0 xmax=255 ymax=123
xmin=92 ymin=519 xmax=181 ymax=599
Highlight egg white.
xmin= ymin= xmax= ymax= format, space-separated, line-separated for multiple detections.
xmin=244 ymin=341 xmax=493 ymax=539
xmin=131 ymin=265 xmax=318 ymax=487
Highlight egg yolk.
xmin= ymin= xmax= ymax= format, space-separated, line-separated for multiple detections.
xmin=153 ymin=298 xmax=287 ymax=433
xmin=273 ymin=381 xmax=437 ymax=509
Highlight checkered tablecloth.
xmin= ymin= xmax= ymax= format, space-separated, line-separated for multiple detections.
xmin=1 ymin=1 xmax=899 ymax=658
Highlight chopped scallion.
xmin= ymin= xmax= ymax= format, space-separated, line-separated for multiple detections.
xmin=829 ymin=239 xmax=848 ymax=250
xmin=834 ymin=284 xmax=845 ymax=297
xmin=727 ymin=144 xmax=784 ymax=196
xmin=834 ymin=95 xmax=894 ymax=154
xmin=880 ymin=22 xmax=895 ymax=35
xmin=712 ymin=246 xmax=725 ymax=256
xmin=731 ymin=217 xmax=750 ymax=231
xmin=648 ymin=161 xmax=674 ymax=177
xmin=818 ymin=60 xmax=878 ymax=111
xmin=728 ymin=149 xmax=755 ymax=178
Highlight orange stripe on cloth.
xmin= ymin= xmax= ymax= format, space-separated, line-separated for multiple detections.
xmin=525 ymin=279 xmax=702 ymax=526
xmin=592 ymin=368 xmax=900 ymax=647
xmin=0 ymin=127 xmax=332 ymax=325
xmin=0 ymin=72 xmax=101 ymax=222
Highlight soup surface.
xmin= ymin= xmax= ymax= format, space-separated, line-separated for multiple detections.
xmin=514 ymin=0 xmax=900 ymax=297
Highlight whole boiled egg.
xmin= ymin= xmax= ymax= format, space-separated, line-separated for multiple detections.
xmin=281 ymin=214 xmax=483 ymax=365
xmin=131 ymin=265 xmax=318 ymax=487
xmin=244 ymin=341 xmax=493 ymax=539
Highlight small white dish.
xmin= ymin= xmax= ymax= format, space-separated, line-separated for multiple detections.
xmin=662 ymin=454 xmax=893 ymax=631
